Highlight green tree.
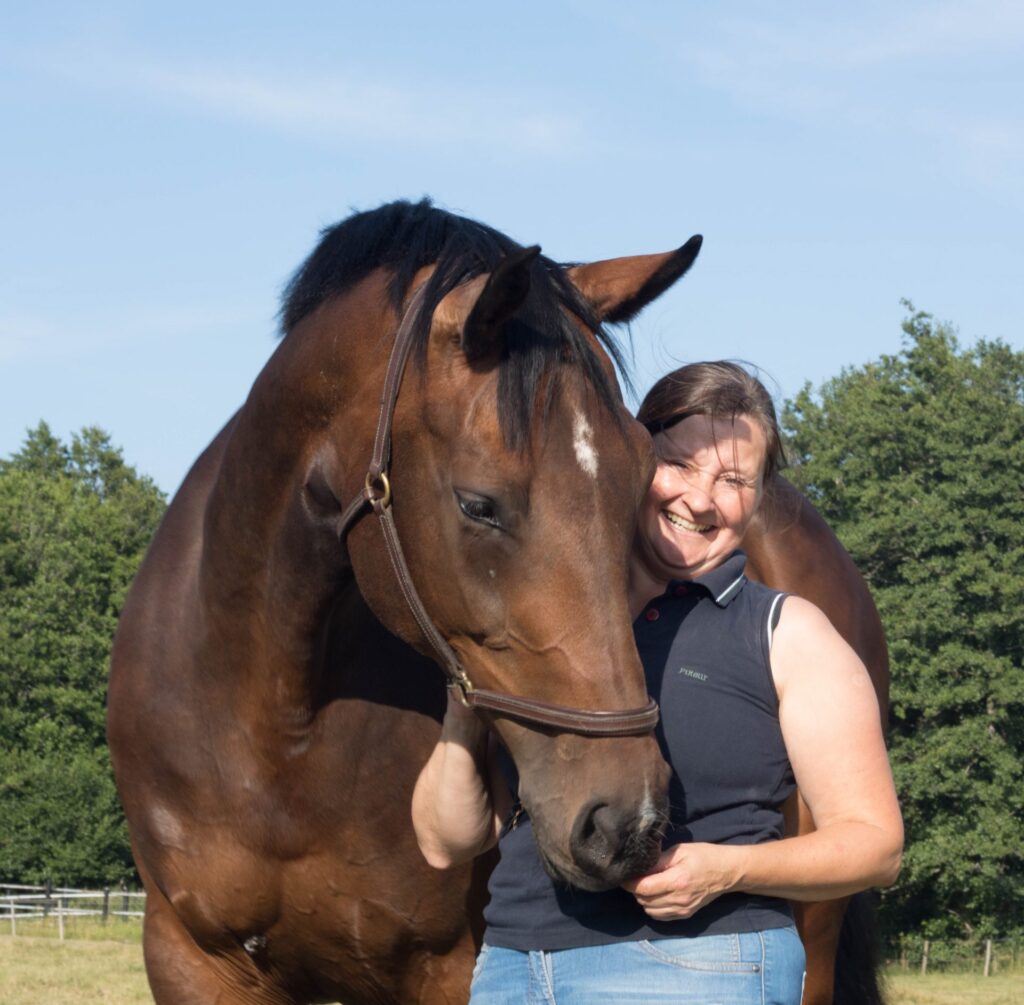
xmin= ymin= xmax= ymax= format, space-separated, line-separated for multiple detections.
xmin=784 ymin=308 xmax=1024 ymax=940
xmin=0 ymin=422 xmax=165 ymax=884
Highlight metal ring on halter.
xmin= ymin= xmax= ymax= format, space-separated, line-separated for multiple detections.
xmin=364 ymin=470 xmax=392 ymax=509
xmin=446 ymin=664 xmax=476 ymax=705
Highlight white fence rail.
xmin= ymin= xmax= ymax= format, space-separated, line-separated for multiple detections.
xmin=1 ymin=883 xmax=146 ymax=939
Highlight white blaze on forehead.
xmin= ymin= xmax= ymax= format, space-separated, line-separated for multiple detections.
xmin=573 ymin=411 xmax=599 ymax=477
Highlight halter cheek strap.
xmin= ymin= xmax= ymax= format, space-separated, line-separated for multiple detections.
xmin=337 ymin=283 xmax=660 ymax=737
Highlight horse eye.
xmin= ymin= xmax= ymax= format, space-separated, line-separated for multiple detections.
xmin=457 ymin=493 xmax=503 ymax=530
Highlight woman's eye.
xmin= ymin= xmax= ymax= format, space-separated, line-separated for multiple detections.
xmin=457 ymin=494 xmax=503 ymax=529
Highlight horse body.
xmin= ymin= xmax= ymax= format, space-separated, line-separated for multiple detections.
xmin=744 ymin=477 xmax=890 ymax=1005
xmin=109 ymin=203 xmax=702 ymax=1003
xmin=110 ymin=282 xmax=478 ymax=1003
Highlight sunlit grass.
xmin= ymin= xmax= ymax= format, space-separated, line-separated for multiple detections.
xmin=5 ymin=913 xmax=143 ymax=944
xmin=0 ymin=935 xmax=152 ymax=1005
xmin=886 ymin=968 xmax=1023 ymax=1005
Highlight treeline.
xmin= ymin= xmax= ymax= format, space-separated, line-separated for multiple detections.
xmin=783 ymin=307 xmax=1024 ymax=940
xmin=1 ymin=309 xmax=1021 ymax=939
xmin=0 ymin=424 xmax=166 ymax=885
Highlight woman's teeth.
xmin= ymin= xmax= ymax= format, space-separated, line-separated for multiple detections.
xmin=664 ymin=511 xmax=711 ymax=533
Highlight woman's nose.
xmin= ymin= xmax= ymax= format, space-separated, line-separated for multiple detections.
xmin=680 ymin=475 xmax=714 ymax=512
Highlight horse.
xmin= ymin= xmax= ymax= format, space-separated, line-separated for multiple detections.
xmin=744 ymin=477 xmax=890 ymax=1005
xmin=108 ymin=199 xmax=889 ymax=1004
xmin=107 ymin=199 xmax=704 ymax=1004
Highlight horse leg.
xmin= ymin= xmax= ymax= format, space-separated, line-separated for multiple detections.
xmin=143 ymin=885 xmax=292 ymax=1005
xmin=394 ymin=941 xmax=478 ymax=1005
xmin=792 ymin=897 xmax=848 ymax=1005
xmin=784 ymin=792 xmax=845 ymax=1005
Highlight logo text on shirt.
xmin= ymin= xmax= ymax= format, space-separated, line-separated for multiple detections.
xmin=678 ymin=667 xmax=708 ymax=682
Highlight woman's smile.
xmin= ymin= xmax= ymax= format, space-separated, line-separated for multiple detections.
xmin=662 ymin=510 xmax=712 ymax=534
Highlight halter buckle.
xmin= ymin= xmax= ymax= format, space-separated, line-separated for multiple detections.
xmin=364 ymin=470 xmax=392 ymax=509
xmin=447 ymin=668 xmax=475 ymax=707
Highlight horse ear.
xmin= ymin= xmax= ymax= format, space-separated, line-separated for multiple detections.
xmin=460 ymin=244 xmax=541 ymax=362
xmin=567 ymin=235 xmax=703 ymax=324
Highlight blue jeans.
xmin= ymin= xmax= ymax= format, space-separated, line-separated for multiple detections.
xmin=469 ymin=927 xmax=806 ymax=1004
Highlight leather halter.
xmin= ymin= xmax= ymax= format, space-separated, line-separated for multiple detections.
xmin=337 ymin=283 xmax=660 ymax=737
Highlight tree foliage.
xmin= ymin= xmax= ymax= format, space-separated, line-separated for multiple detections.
xmin=0 ymin=423 xmax=165 ymax=885
xmin=784 ymin=308 xmax=1024 ymax=939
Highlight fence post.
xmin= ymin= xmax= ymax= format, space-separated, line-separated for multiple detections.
xmin=121 ymin=881 xmax=128 ymax=918
xmin=984 ymin=939 xmax=993 ymax=977
xmin=8 ymin=898 xmax=14 ymax=937
xmin=43 ymin=877 xmax=52 ymax=918
xmin=102 ymin=886 xmax=110 ymax=924
xmin=57 ymin=897 xmax=65 ymax=941
xmin=920 ymin=939 xmax=930 ymax=975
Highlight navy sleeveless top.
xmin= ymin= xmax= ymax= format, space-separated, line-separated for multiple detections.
xmin=483 ymin=550 xmax=797 ymax=951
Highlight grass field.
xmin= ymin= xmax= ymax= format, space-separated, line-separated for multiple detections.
xmin=885 ymin=970 xmax=1023 ymax=1004
xmin=0 ymin=936 xmax=151 ymax=1004
xmin=2 ymin=935 xmax=1022 ymax=1004
xmin=5 ymin=914 xmax=143 ymax=943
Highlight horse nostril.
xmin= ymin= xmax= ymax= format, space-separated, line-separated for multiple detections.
xmin=570 ymin=801 xmax=616 ymax=876
xmin=569 ymin=795 xmax=668 ymax=885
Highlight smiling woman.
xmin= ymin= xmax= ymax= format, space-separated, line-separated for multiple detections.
xmin=412 ymin=360 xmax=903 ymax=1005
xmin=632 ymin=361 xmax=786 ymax=590
xmin=634 ymin=412 xmax=765 ymax=586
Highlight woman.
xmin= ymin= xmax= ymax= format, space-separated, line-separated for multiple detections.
xmin=412 ymin=362 xmax=903 ymax=1004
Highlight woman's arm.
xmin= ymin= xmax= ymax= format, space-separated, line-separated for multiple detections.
xmin=411 ymin=692 xmax=509 ymax=869
xmin=626 ymin=597 xmax=903 ymax=919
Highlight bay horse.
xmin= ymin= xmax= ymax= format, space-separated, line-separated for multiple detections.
xmin=744 ymin=479 xmax=890 ymax=1005
xmin=108 ymin=199 xmax=701 ymax=1004
xmin=108 ymin=199 xmax=888 ymax=1004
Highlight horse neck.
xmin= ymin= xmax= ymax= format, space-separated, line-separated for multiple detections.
xmin=196 ymin=280 xmax=393 ymax=710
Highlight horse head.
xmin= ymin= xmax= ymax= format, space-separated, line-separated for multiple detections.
xmin=333 ymin=231 xmax=701 ymax=890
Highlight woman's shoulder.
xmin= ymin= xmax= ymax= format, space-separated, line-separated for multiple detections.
xmin=770 ymin=596 xmax=869 ymax=700
xmin=771 ymin=595 xmax=840 ymax=644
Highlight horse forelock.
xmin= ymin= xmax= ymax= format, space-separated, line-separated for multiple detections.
xmin=279 ymin=198 xmax=632 ymax=449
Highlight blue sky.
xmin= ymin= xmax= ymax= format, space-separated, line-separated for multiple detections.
xmin=3 ymin=1 xmax=1022 ymax=494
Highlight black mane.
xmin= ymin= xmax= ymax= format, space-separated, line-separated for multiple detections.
xmin=280 ymin=199 xmax=629 ymax=448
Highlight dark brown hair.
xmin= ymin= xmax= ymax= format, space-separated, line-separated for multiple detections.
xmin=637 ymin=361 xmax=786 ymax=481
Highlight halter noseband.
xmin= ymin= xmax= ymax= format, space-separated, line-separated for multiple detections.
xmin=337 ymin=283 xmax=659 ymax=737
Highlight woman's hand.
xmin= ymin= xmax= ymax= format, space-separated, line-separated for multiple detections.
xmin=622 ymin=842 xmax=740 ymax=921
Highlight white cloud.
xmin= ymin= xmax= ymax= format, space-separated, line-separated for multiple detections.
xmin=655 ymin=3 xmax=1024 ymax=196
xmin=688 ymin=1 xmax=1024 ymax=76
xmin=835 ymin=0 xmax=1024 ymax=66
xmin=17 ymin=42 xmax=588 ymax=157
xmin=0 ymin=304 xmax=267 ymax=365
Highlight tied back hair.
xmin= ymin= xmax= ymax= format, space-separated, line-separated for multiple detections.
xmin=280 ymin=198 xmax=630 ymax=449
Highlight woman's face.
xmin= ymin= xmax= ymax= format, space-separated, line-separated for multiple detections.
xmin=634 ymin=413 xmax=767 ymax=585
